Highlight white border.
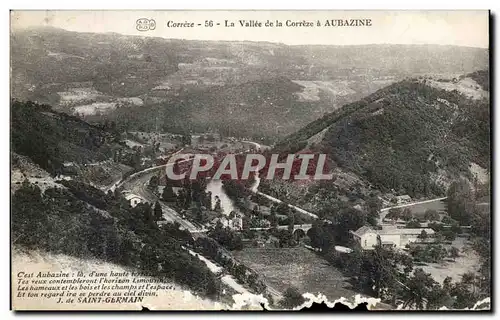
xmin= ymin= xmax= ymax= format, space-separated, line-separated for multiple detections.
xmin=1 ymin=1 xmax=498 ymax=319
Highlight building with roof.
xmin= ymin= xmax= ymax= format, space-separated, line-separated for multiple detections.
xmin=394 ymin=195 xmax=412 ymax=205
xmin=123 ymin=193 xmax=144 ymax=208
xmin=350 ymin=225 xmax=435 ymax=250
xmin=210 ymin=217 xmax=230 ymax=228
xmin=210 ymin=212 xmax=244 ymax=231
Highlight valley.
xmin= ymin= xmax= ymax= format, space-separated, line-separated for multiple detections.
xmin=10 ymin=25 xmax=491 ymax=311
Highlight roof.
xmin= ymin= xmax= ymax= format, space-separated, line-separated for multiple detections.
xmin=211 ymin=217 xmax=229 ymax=224
xmin=352 ymin=225 xmax=435 ymax=238
xmin=396 ymin=195 xmax=411 ymax=200
xmin=378 ymin=228 xmax=435 ymax=235
xmin=124 ymin=194 xmax=142 ymax=201
xmin=351 ymin=226 xmax=377 ymax=237
xmin=335 ymin=246 xmax=353 ymax=253
xmin=381 ymin=241 xmax=397 ymax=245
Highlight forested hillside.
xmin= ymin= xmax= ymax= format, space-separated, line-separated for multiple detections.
xmin=11 ymin=100 xmax=222 ymax=299
xmin=277 ymin=72 xmax=490 ymax=199
xmin=11 ymin=100 xmax=122 ymax=174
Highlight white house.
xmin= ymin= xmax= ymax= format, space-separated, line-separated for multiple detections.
xmin=230 ymin=212 xmax=244 ymax=231
xmin=210 ymin=213 xmax=243 ymax=231
xmin=350 ymin=225 xmax=435 ymax=250
xmin=124 ymin=193 xmax=143 ymax=208
xmin=394 ymin=195 xmax=412 ymax=205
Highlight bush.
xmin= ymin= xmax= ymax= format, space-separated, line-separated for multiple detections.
xmin=280 ymin=287 xmax=305 ymax=309
xmin=406 ymin=220 xmax=422 ymax=228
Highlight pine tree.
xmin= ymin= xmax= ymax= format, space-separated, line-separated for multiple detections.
xmin=288 ymin=212 xmax=295 ymax=233
xmin=154 ymin=201 xmax=163 ymax=221
xmin=162 ymin=185 xmax=177 ymax=202
xmin=148 ymin=175 xmax=159 ymax=190
xmin=214 ymin=197 xmax=222 ymax=213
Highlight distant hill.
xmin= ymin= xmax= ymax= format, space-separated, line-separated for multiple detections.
xmin=10 ymin=100 xmax=121 ymax=175
xmin=291 ymin=44 xmax=488 ymax=74
xmin=276 ymin=72 xmax=490 ymax=199
xmin=11 ymin=27 xmax=489 ymax=140
xmin=99 ymin=77 xmax=362 ymax=139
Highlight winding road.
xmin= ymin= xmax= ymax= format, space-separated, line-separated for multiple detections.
xmin=117 ymin=146 xmax=447 ymax=230
xmin=113 ymin=142 xmax=446 ymax=304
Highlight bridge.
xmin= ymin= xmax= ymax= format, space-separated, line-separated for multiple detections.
xmin=249 ymin=224 xmax=313 ymax=239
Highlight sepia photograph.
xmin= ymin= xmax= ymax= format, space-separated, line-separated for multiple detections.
xmin=9 ymin=10 xmax=491 ymax=311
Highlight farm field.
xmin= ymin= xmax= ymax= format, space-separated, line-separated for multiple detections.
xmin=381 ymin=199 xmax=447 ymax=222
xmin=406 ymin=199 xmax=447 ymax=215
xmin=232 ymin=246 xmax=361 ymax=302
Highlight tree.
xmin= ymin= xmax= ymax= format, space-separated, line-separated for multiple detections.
xmin=428 ymin=222 xmax=443 ymax=232
xmin=426 ymin=284 xmax=453 ymax=310
xmin=357 ymin=245 xmax=401 ymax=300
xmin=443 ymin=276 xmax=453 ymax=292
xmin=269 ymin=211 xmax=279 ymax=228
xmin=204 ymin=191 xmax=213 ymax=210
xmin=461 ymin=272 xmax=476 ymax=288
xmin=427 ymin=244 xmax=447 ymax=263
xmin=433 ymin=232 xmax=444 ymax=244
xmin=386 ymin=208 xmax=401 ymax=221
xmin=233 ymin=264 xmax=248 ymax=282
xmin=119 ymin=233 xmax=136 ymax=266
xmin=329 ymin=205 xmax=370 ymax=245
xmin=441 ymin=215 xmax=455 ymax=225
xmin=280 ymin=287 xmax=305 ymax=309
xmin=402 ymin=268 xmax=439 ymax=309
xmin=450 ymin=221 xmax=462 ymax=235
xmin=365 ymin=196 xmax=382 ymax=225
xmin=192 ymin=205 xmax=204 ymax=223
xmin=449 ymin=246 xmax=460 ymax=261
xmin=424 ymin=209 xmax=440 ymax=222
xmin=213 ymin=199 xmax=224 ymax=214
xmin=148 ymin=175 xmax=159 ymax=190
xmin=153 ymin=201 xmax=163 ymax=221
xmin=287 ymin=212 xmax=295 ymax=233
xmin=12 ymin=182 xmax=49 ymax=248
xmin=409 ymin=245 xmax=425 ymax=261
xmin=406 ymin=220 xmax=422 ymax=228
xmin=307 ymin=221 xmax=335 ymax=250
xmin=208 ymin=223 xmax=243 ymax=251
xmin=401 ymin=208 xmax=413 ymax=221
xmin=447 ymin=179 xmax=476 ymax=225
xmin=274 ymin=202 xmax=291 ymax=217
xmin=451 ymin=282 xmax=478 ymax=309
xmin=441 ymin=229 xmax=457 ymax=242
xmin=275 ymin=229 xmax=294 ymax=247
xmin=418 ymin=230 xmax=428 ymax=242
xmin=176 ymin=187 xmax=190 ymax=209
xmin=162 ymin=185 xmax=177 ymax=202
xmin=450 ymin=271 xmax=482 ymax=309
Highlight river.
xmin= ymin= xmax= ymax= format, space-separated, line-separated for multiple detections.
xmin=206 ymin=179 xmax=236 ymax=216
xmin=206 ymin=172 xmax=261 ymax=216
xmin=205 ymin=140 xmax=265 ymax=216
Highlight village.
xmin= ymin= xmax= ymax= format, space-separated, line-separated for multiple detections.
xmin=83 ymin=117 xmax=487 ymax=309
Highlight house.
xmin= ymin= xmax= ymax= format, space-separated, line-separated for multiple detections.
xmin=124 ymin=193 xmax=143 ymax=207
xmin=230 ymin=212 xmax=244 ymax=231
xmin=394 ymin=195 xmax=412 ymax=205
xmin=350 ymin=226 xmax=379 ymax=249
xmin=211 ymin=213 xmax=244 ymax=231
xmin=210 ymin=217 xmax=230 ymax=229
xmin=350 ymin=225 xmax=435 ymax=250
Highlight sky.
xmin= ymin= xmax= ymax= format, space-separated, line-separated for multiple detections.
xmin=10 ymin=10 xmax=489 ymax=48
